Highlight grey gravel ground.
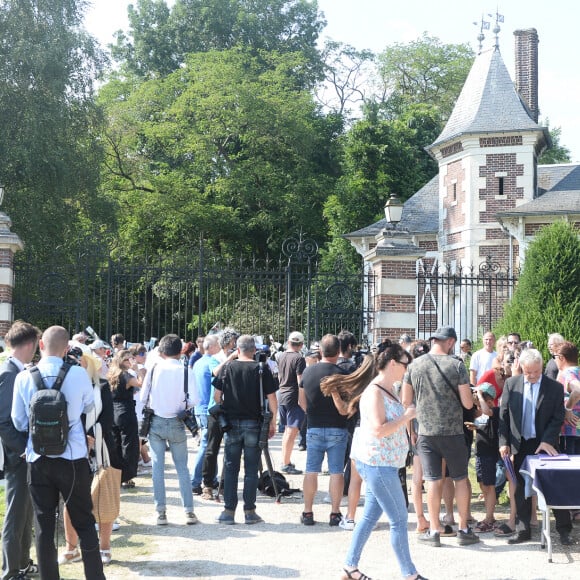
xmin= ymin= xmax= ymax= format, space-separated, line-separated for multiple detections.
xmin=59 ymin=434 xmax=579 ymax=580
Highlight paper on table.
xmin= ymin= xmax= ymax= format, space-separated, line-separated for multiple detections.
xmin=537 ymin=454 xmax=570 ymax=461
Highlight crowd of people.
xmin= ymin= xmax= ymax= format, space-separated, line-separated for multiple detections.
xmin=0 ymin=321 xmax=579 ymax=580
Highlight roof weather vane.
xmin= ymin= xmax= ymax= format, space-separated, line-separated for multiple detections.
xmin=488 ymin=9 xmax=504 ymax=50
xmin=473 ymin=15 xmax=490 ymax=54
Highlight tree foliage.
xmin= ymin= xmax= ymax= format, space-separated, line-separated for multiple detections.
xmin=374 ymin=33 xmax=474 ymax=120
xmin=111 ymin=0 xmax=325 ymax=84
xmin=494 ymin=221 xmax=580 ymax=359
xmin=99 ymin=49 xmax=341 ymax=258
xmin=539 ymin=119 xmax=572 ymax=165
xmin=0 ymin=0 xmax=111 ymax=259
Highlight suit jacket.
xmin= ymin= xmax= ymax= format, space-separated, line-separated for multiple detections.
xmin=0 ymin=359 xmax=28 ymax=467
xmin=498 ymin=373 xmax=565 ymax=455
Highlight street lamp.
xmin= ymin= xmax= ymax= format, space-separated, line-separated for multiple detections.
xmin=384 ymin=194 xmax=403 ymax=225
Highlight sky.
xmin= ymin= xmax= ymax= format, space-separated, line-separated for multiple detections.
xmin=85 ymin=0 xmax=580 ymax=161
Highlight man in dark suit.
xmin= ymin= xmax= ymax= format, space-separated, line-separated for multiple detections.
xmin=0 ymin=321 xmax=41 ymax=580
xmin=499 ymin=347 xmax=573 ymax=545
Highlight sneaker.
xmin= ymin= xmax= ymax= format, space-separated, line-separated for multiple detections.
xmin=339 ymin=518 xmax=355 ymax=531
xmin=244 ymin=510 xmax=264 ymax=525
xmin=216 ymin=510 xmax=235 ymax=525
xmin=100 ymin=550 xmax=112 ymax=565
xmin=185 ymin=512 xmax=198 ymax=525
xmin=417 ymin=530 xmax=441 ymax=547
xmin=300 ymin=511 xmax=315 ymax=526
xmin=201 ymin=486 xmax=214 ymax=500
xmin=329 ymin=512 xmax=343 ymax=527
xmin=457 ymin=527 xmax=481 ymax=546
xmin=19 ymin=560 xmax=38 ymax=576
xmin=139 ymin=459 xmax=152 ymax=468
xmin=112 ymin=520 xmax=121 ymax=532
xmin=157 ymin=512 xmax=168 ymax=526
xmin=298 ymin=445 xmax=306 ymax=451
xmin=192 ymin=485 xmax=203 ymax=495
xmin=280 ymin=463 xmax=302 ymax=475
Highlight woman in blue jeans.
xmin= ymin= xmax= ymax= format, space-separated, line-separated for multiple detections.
xmin=341 ymin=345 xmax=427 ymax=580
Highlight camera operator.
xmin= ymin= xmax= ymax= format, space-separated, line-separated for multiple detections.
xmin=141 ymin=334 xmax=199 ymax=526
xmin=214 ymin=335 xmax=278 ymax=525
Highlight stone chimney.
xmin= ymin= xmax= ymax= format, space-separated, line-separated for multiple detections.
xmin=514 ymin=28 xmax=539 ymax=122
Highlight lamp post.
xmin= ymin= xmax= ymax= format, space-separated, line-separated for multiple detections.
xmin=384 ymin=193 xmax=403 ymax=225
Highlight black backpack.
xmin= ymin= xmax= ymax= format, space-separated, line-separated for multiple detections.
xmin=29 ymin=362 xmax=72 ymax=456
xmin=257 ymin=470 xmax=300 ymax=497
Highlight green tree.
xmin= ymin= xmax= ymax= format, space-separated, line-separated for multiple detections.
xmin=0 ymin=0 xmax=110 ymax=259
xmin=112 ymin=0 xmax=325 ymax=84
xmin=374 ymin=33 xmax=474 ymax=120
xmin=494 ymin=221 xmax=580 ymax=359
xmin=99 ymin=49 xmax=340 ymax=258
xmin=539 ymin=119 xmax=572 ymax=165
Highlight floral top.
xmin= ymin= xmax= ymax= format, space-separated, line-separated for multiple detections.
xmin=351 ymin=384 xmax=408 ymax=468
xmin=558 ymin=366 xmax=580 ymax=437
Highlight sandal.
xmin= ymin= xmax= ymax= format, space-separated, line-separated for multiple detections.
xmin=19 ymin=560 xmax=39 ymax=575
xmin=416 ymin=519 xmax=430 ymax=533
xmin=493 ymin=522 xmax=516 ymax=537
xmin=100 ymin=549 xmax=112 ymax=565
xmin=475 ymin=520 xmax=495 ymax=533
xmin=58 ymin=548 xmax=82 ymax=565
xmin=342 ymin=568 xmax=372 ymax=580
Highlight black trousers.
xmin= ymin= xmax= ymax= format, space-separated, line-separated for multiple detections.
xmin=28 ymin=457 xmax=105 ymax=580
xmin=113 ymin=400 xmax=140 ymax=483
xmin=1 ymin=458 xmax=33 ymax=580
xmin=514 ymin=438 xmax=572 ymax=534
xmin=202 ymin=413 xmax=224 ymax=488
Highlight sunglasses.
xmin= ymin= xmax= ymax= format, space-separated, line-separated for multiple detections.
xmin=507 ymin=341 xmax=518 ymax=345
xmin=396 ymin=359 xmax=409 ymax=369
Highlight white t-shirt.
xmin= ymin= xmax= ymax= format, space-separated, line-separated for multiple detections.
xmin=469 ymin=349 xmax=497 ymax=382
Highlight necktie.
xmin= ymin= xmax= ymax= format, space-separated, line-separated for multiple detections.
xmin=521 ymin=382 xmax=534 ymax=439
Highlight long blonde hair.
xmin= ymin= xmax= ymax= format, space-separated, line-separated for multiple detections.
xmin=82 ymin=353 xmax=102 ymax=386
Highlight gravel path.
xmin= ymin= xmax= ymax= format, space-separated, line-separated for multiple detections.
xmin=57 ymin=435 xmax=579 ymax=580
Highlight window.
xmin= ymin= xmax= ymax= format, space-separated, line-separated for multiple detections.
xmin=498 ymin=176 xmax=505 ymax=195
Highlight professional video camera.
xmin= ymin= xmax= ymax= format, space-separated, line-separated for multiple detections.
xmin=209 ymin=404 xmax=231 ymax=433
xmin=177 ymin=408 xmax=199 ymax=438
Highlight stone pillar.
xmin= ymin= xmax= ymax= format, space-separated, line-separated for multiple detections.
xmin=0 ymin=212 xmax=24 ymax=339
xmin=364 ymin=229 xmax=425 ymax=343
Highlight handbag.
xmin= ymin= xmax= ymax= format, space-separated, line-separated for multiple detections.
xmin=139 ymin=366 xmax=156 ymax=438
xmin=91 ymin=445 xmax=122 ymax=523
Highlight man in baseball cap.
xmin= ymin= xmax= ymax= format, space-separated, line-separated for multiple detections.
xmin=277 ymin=331 xmax=306 ymax=474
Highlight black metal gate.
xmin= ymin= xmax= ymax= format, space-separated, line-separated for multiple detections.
xmin=13 ymin=235 xmax=374 ymax=346
xmin=417 ymin=256 xmax=518 ymax=341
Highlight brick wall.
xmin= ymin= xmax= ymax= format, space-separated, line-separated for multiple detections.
xmin=514 ymin=29 xmax=539 ymax=123
xmin=479 ymin=152 xmax=524 ymax=223
xmin=0 ymin=286 xmax=12 ymax=302
xmin=441 ymin=142 xmax=463 ymax=158
xmin=0 ymin=249 xmax=13 ymax=268
xmin=525 ymin=222 xmax=549 ymax=236
xmin=378 ymin=295 xmax=415 ymax=311
xmin=444 ymin=159 xmax=466 ymax=237
xmin=442 ymin=248 xmax=465 ymax=263
xmin=480 ymin=136 xmax=523 ymax=148
xmin=486 ymin=228 xmax=509 ymax=240
xmin=379 ymin=261 xmax=416 ymax=279
xmin=418 ymin=240 xmax=438 ymax=251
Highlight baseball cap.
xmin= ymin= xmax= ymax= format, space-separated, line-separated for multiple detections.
xmin=476 ymin=382 xmax=497 ymax=400
xmin=288 ymin=331 xmax=305 ymax=344
xmin=89 ymin=339 xmax=107 ymax=350
xmin=428 ymin=325 xmax=458 ymax=341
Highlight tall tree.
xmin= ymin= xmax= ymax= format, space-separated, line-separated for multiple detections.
xmin=112 ymin=0 xmax=326 ymax=84
xmin=99 ymin=49 xmax=341 ymax=258
xmin=0 ymin=0 xmax=110 ymax=259
xmin=539 ymin=119 xmax=572 ymax=165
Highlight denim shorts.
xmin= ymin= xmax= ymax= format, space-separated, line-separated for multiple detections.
xmin=475 ymin=454 xmax=497 ymax=486
xmin=305 ymin=427 xmax=348 ymax=474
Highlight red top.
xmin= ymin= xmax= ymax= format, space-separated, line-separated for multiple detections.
xmin=477 ymin=369 xmax=502 ymax=407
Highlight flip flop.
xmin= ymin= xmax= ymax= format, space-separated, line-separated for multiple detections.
xmin=493 ymin=522 xmax=516 ymax=537
xmin=439 ymin=524 xmax=457 ymax=537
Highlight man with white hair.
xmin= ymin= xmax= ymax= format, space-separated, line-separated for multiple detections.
xmin=499 ymin=347 xmax=573 ymax=546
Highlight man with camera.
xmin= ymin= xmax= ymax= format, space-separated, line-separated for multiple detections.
xmin=141 ymin=334 xmax=199 ymax=526
xmin=214 ymin=335 xmax=278 ymax=525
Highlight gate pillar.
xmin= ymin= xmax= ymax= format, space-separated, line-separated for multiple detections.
xmin=363 ymin=227 xmax=424 ymax=343
xmin=0 ymin=208 xmax=24 ymax=340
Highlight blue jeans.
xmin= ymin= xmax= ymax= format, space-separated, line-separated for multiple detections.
xmin=223 ymin=419 xmax=261 ymax=512
xmin=345 ymin=460 xmax=417 ymax=578
xmin=149 ymin=415 xmax=193 ymax=513
xmin=191 ymin=414 xmax=210 ymax=487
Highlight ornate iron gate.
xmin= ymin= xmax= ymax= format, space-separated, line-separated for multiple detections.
xmin=13 ymin=235 xmax=374 ymax=346
xmin=416 ymin=256 xmax=518 ymax=341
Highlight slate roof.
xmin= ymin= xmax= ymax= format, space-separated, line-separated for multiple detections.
xmin=498 ymin=164 xmax=580 ymax=216
xmin=344 ymin=176 xmax=439 ymax=239
xmin=429 ymin=47 xmax=546 ymax=149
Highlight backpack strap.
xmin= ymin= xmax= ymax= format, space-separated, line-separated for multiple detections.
xmin=29 ymin=362 xmax=72 ymax=392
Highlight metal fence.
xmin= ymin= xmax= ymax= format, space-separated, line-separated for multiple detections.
xmin=13 ymin=235 xmax=375 ymax=347
xmin=416 ymin=256 xmax=518 ymax=341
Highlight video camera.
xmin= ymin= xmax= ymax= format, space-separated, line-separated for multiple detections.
xmin=209 ymin=404 xmax=231 ymax=433
xmin=177 ymin=408 xmax=199 ymax=438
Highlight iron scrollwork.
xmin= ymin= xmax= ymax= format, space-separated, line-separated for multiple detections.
xmin=281 ymin=232 xmax=318 ymax=263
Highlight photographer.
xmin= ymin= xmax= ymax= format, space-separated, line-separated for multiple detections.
xmin=214 ymin=335 xmax=278 ymax=525
xmin=141 ymin=334 xmax=199 ymax=526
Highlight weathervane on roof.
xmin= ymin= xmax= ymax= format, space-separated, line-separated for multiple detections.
xmin=488 ymin=9 xmax=504 ymax=50
xmin=473 ymin=14 xmax=490 ymax=54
